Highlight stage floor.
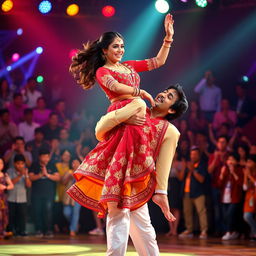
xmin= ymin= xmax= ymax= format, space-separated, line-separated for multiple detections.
xmin=0 ymin=234 xmax=256 ymax=256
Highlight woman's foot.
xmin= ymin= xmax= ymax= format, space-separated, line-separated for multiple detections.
xmin=152 ymin=194 xmax=176 ymax=222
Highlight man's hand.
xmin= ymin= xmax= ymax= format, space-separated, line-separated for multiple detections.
xmin=124 ymin=111 xmax=146 ymax=126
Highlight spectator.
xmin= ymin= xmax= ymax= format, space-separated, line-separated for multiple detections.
xmin=8 ymin=92 xmax=27 ymax=125
xmin=41 ymin=112 xmax=61 ymax=142
xmin=236 ymin=144 xmax=250 ymax=168
xmin=194 ymin=70 xmax=222 ymax=122
xmin=29 ymin=148 xmax=60 ymax=237
xmin=6 ymin=154 xmax=31 ymax=236
xmin=18 ymin=108 xmax=39 ymax=143
xmin=49 ymin=138 xmax=61 ymax=164
xmin=218 ymin=153 xmax=244 ymax=240
xmin=179 ymin=147 xmax=208 ymax=239
xmin=33 ymin=97 xmax=51 ymax=126
xmin=0 ymin=109 xmax=18 ymax=156
xmin=208 ymin=136 xmax=229 ymax=235
xmin=177 ymin=139 xmax=190 ymax=161
xmin=54 ymin=99 xmax=69 ymax=126
xmin=54 ymin=149 xmax=72 ymax=233
xmin=234 ymin=83 xmax=253 ymax=127
xmin=0 ymin=157 xmax=13 ymax=238
xmin=26 ymin=127 xmax=50 ymax=162
xmin=21 ymin=77 xmax=42 ymax=108
xmin=212 ymin=99 xmax=237 ymax=135
xmin=166 ymin=152 xmax=185 ymax=236
xmin=59 ymin=128 xmax=75 ymax=155
xmin=0 ymin=79 xmax=13 ymax=108
xmin=62 ymin=158 xmax=81 ymax=237
xmin=4 ymin=136 xmax=32 ymax=168
xmin=243 ymin=155 xmax=256 ymax=240
xmin=187 ymin=100 xmax=208 ymax=134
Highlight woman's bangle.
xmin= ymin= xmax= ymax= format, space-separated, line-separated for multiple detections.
xmin=164 ymin=38 xmax=173 ymax=43
xmin=163 ymin=44 xmax=171 ymax=48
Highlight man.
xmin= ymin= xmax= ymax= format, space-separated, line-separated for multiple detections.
xmin=208 ymin=135 xmax=229 ymax=235
xmin=21 ymin=77 xmax=42 ymax=108
xmin=6 ymin=154 xmax=31 ymax=236
xmin=178 ymin=146 xmax=208 ymax=239
xmin=8 ymin=92 xmax=27 ymax=125
xmin=95 ymin=84 xmax=188 ymax=255
xmin=0 ymin=109 xmax=18 ymax=155
xmin=18 ymin=108 xmax=39 ymax=143
xmin=4 ymin=136 xmax=32 ymax=168
xmin=194 ymin=70 xmax=222 ymax=122
xmin=41 ymin=112 xmax=61 ymax=142
xmin=29 ymin=148 xmax=60 ymax=237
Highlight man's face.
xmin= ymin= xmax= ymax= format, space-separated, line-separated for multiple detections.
xmin=217 ymin=137 xmax=228 ymax=151
xmin=39 ymin=154 xmax=50 ymax=165
xmin=154 ymin=88 xmax=179 ymax=115
xmin=15 ymin=139 xmax=25 ymax=151
xmin=190 ymin=150 xmax=200 ymax=163
xmin=14 ymin=161 xmax=25 ymax=172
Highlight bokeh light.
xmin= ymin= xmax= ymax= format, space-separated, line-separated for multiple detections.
xmin=242 ymin=75 xmax=249 ymax=82
xmin=6 ymin=66 xmax=12 ymax=71
xmin=36 ymin=47 xmax=43 ymax=54
xmin=12 ymin=53 xmax=20 ymax=62
xmin=38 ymin=0 xmax=52 ymax=14
xmin=1 ymin=0 xmax=13 ymax=12
xmin=155 ymin=0 xmax=170 ymax=14
xmin=66 ymin=4 xmax=79 ymax=16
xmin=17 ymin=28 xmax=23 ymax=35
xmin=69 ymin=49 xmax=79 ymax=60
xmin=37 ymin=75 xmax=44 ymax=83
xmin=102 ymin=5 xmax=116 ymax=18
xmin=195 ymin=0 xmax=208 ymax=8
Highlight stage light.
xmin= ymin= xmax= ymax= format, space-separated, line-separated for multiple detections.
xmin=102 ymin=5 xmax=116 ymax=18
xmin=155 ymin=0 xmax=169 ymax=14
xmin=38 ymin=1 xmax=52 ymax=14
xmin=195 ymin=0 xmax=208 ymax=8
xmin=12 ymin=53 xmax=20 ymax=62
xmin=36 ymin=47 xmax=43 ymax=54
xmin=2 ymin=0 xmax=13 ymax=12
xmin=66 ymin=4 xmax=79 ymax=16
xmin=69 ymin=49 xmax=78 ymax=60
xmin=180 ymin=0 xmax=188 ymax=2
xmin=6 ymin=66 xmax=12 ymax=71
xmin=17 ymin=28 xmax=23 ymax=35
xmin=242 ymin=75 xmax=249 ymax=82
xmin=37 ymin=75 xmax=44 ymax=83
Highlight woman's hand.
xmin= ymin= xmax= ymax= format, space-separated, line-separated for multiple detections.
xmin=164 ymin=13 xmax=174 ymax=40
xmin=140 ymin=89 xmax=156 ymax=107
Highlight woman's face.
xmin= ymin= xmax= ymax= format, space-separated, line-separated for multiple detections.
xmin=37 ymin=99 xmax=46 ymax=109
xmin=238 ymin=147 xmax=246 ymax=158
xmin=61 ymin=151 xmax=71 ymax=163
xmin=227 ymin=156 xmax=237 ymax=167
xmin=103 ymin=37 xmax=125 ymax=64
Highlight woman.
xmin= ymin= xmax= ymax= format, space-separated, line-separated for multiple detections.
xmin=0 ymin=157 xmax=14 ymax=238
xmin=68 ymin=14 xmax=174 ymax=218
xmin=62 ymin=158 xmax=82 ymax=237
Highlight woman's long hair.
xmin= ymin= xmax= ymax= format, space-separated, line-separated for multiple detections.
xmin=69 ymin=32 xmax=124 ymax=90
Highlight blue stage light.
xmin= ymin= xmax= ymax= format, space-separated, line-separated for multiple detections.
xmin=6 ymin=66 xmax=12 ymax=71
xmin=17 ymin=28 xmax=23 ymax=35
xmin=38 ymin=1 xmax=52 ymax=14
xmin=36 ymin=47 xmax=43 ymax=54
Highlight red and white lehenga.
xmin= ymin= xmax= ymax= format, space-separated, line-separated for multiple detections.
xmin=67 ymin=59 xmax=169 ymax=217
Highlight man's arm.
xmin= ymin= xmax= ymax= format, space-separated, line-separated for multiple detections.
xmin=95 ymin=98 xmax=145 ymax=141
xmin=155 ymin=124 xmax=180 ymax=194
xmin=194 ymin=78 xmax=206 ymax=94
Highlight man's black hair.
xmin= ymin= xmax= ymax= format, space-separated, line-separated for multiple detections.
xmin=165 ymin=83 xmax=188 ymax=122
xmin=14 ymin=154 xmax=26 ymax=163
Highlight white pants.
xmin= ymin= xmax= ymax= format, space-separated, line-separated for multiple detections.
xmin=106 ymin=204 xmax=159 ymax=256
